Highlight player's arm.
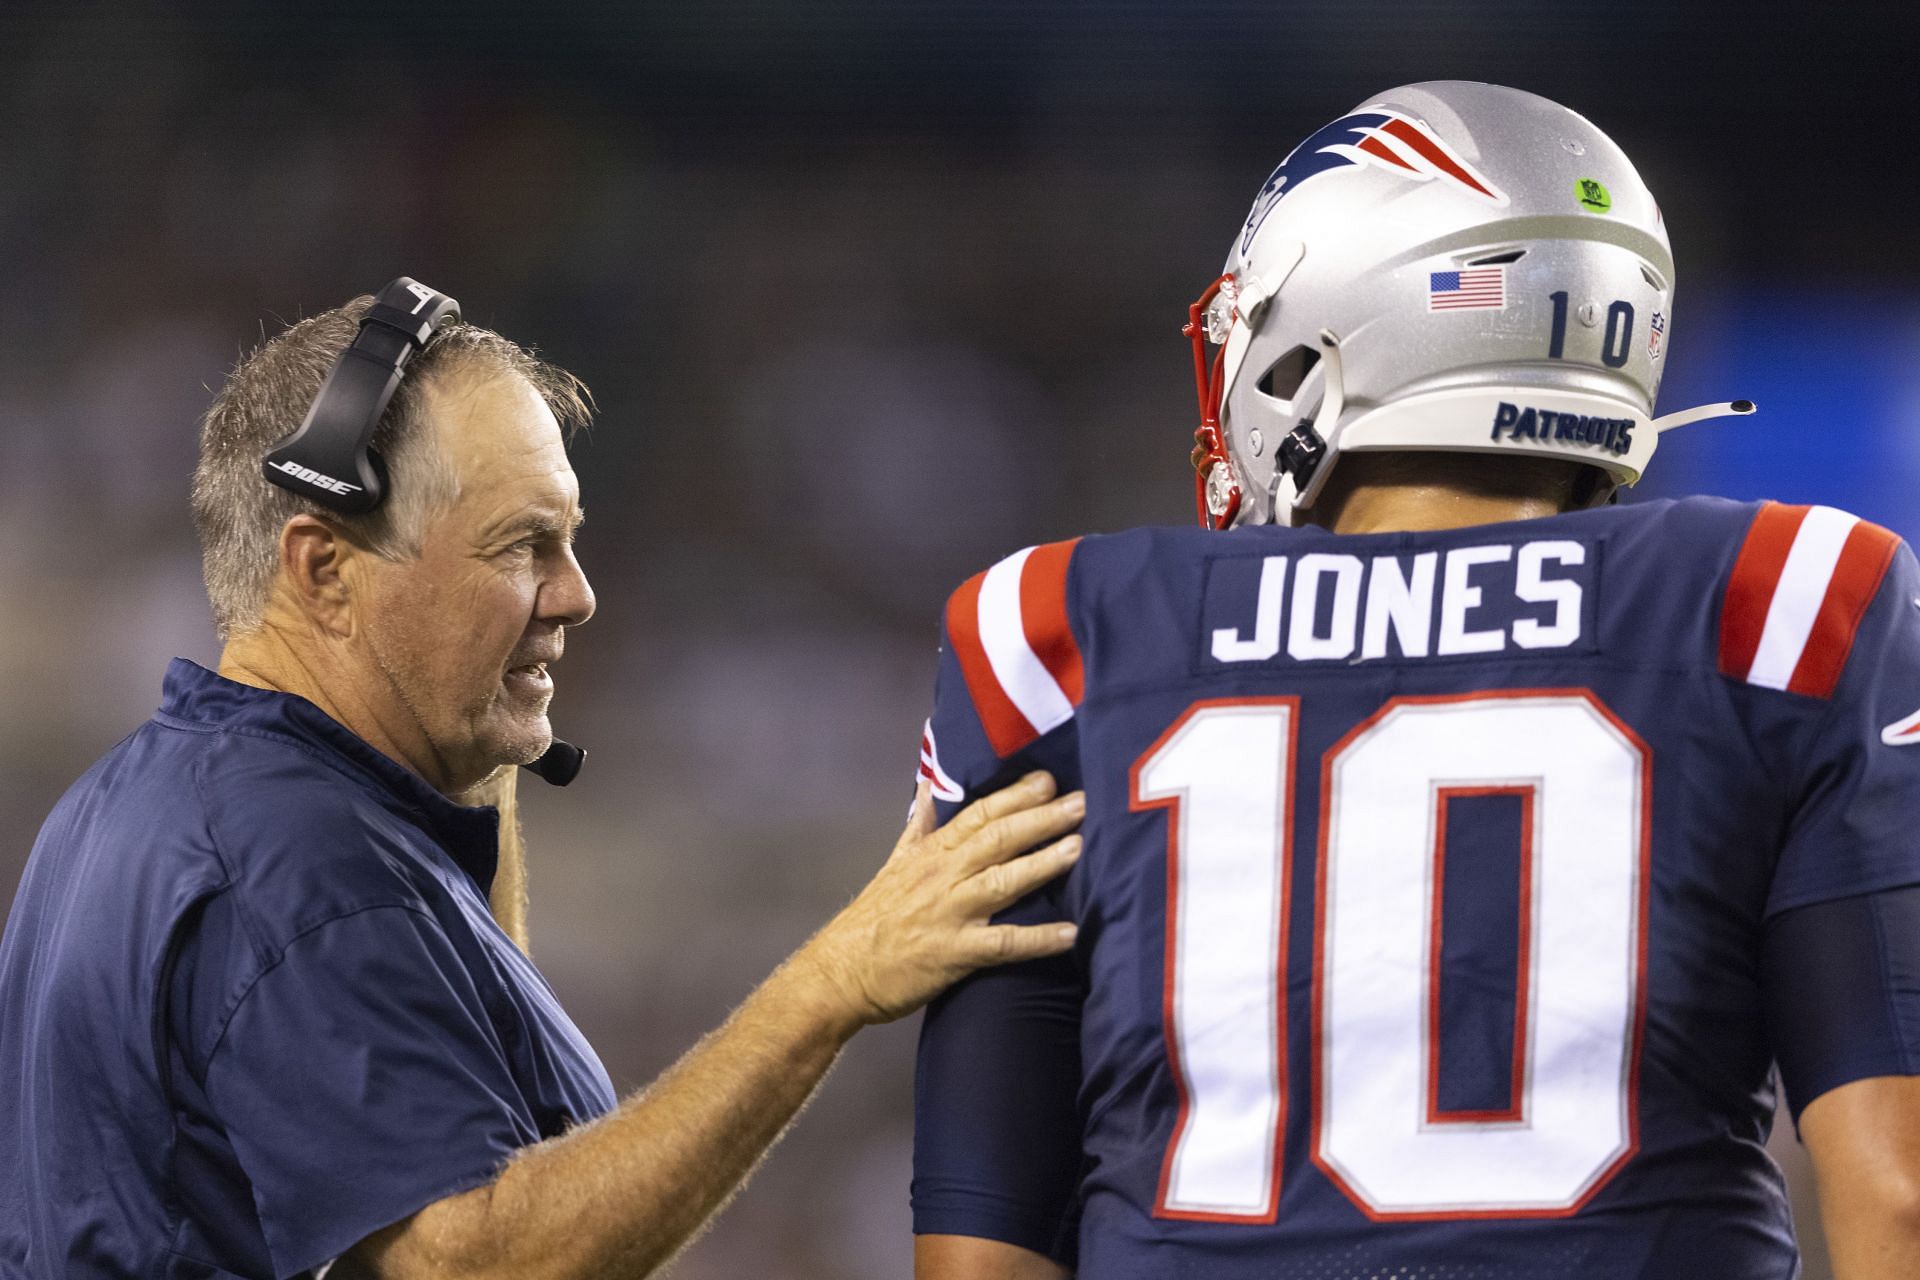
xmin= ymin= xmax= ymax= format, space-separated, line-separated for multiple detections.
xmin=917 ymin=1233 xmax=1073 ymax=1280
xmin=1744 ymin=521 xmax=1920 ymax=1280
xmin=1801 ymin=1076 xmax=1920 ymax=1280
xmin=340 ymin=775 xmax=1084 ymax=1280
xmin=912 ymin=541 xmax=1091 ymax=1277
xmin=1767 ymin=888 xmax=1920 ymax=1280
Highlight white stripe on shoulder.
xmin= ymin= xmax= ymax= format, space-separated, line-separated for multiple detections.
xmin=977 ymin=547 xmax=1075 ymax=736
xmin=1747 ymin=505 xmax=1858 ymax=690
xmin=919 ymin=719 xmax=964 ymax=802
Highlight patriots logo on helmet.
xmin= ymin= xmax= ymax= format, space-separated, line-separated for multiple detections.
xmin=1240 ymin=108 xmax=1509 ymax=252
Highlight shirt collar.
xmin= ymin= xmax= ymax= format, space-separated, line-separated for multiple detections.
xmin=156 ymin=658 xmax=502 ymax=892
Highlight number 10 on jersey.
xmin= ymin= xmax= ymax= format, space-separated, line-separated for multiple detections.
xmin=1131 ymin=691 xmax=1651 ymax=1221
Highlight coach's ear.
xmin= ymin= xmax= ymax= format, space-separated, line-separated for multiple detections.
xmin=275 ymin=513 xmax=354 ymax=638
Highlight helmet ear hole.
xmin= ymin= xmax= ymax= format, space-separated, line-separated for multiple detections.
xmin=1255 ymin=344 xmax=1322 ymax=405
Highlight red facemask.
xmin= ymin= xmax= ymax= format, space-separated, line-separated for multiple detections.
xmin=1184 ymin=273 xmax=1240 ymax=530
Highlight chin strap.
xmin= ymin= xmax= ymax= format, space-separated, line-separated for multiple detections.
xmin=1313 ymin=327 xmax=1346 ymax=442
xmin=1274 ymin=328 xmax=1347 ymax=519
xmin=1651 ymin=399 xmax=1756 ymax=433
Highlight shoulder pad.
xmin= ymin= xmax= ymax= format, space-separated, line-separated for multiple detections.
xmin=944 ymin=539 xmax=1084 ymax=757
xmin=1718 ymin=502 xmax=1902 ymax=698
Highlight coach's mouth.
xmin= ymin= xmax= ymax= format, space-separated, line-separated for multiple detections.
xmin=504 ymin=662 xmax=552 ymax=691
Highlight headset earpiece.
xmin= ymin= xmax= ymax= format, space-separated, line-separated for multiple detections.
xmin=262 ymin=277 xmax=461 ymax=514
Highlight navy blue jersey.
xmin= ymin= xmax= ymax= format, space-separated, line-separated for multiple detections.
xmin=911 ymin=498 xmax=1920 ymax=1279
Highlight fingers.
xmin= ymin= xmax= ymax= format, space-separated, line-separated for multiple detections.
xmin=951 ymin=790 xmax=1085 ymax=876
xmin=903 ymin=779 xmax=936 ymax=843
xmin=937 ymin=771 xmax=1058 ymax=844
xmin=962 ymin=834 xmax=1082 ymax=912
xmin=965 ymin=920 xmax=1080 ymax=968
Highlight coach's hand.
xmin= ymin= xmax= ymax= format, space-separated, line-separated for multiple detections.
xmin=794 ymin=772 xmax=1083 ymax=1028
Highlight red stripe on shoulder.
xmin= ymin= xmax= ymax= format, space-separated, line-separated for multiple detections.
xmin=1018 ymin=539 xmax=1085 ymax=707
xmin=1718 ymin=503 xmax=1809 ymax=679
xmin=945 ymin=571 xmax=1039 ymax=758
xmin=1787 ymin=520 xmax=1903 ymax=697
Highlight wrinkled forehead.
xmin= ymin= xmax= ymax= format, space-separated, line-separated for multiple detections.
xmin=421 ymin=370 xmax=581 ymax=533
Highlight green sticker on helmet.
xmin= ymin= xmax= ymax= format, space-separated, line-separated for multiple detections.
xmin=1577 ymin=178 xmax=1612 ymax=213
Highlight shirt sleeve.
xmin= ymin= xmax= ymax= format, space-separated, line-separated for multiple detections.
xmin=1755 ymin=527 xmax=1920 ymax=917
xmin=919 ymin=539 xmax=1087 ymax=820
xmin=202 ymin=904 xmax=541 ymax=1279
xmin=1764 ymin=885 xmax=1920 ymax=1119
xmin=911 ymin=540 xmax=1089 ymax=1263
xmin=1735 ymin=519 xmax=1920 ymax=1116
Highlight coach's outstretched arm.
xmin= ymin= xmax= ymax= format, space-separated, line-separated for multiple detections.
xmin=337 ymin=772 xmax=1083 ymax=1280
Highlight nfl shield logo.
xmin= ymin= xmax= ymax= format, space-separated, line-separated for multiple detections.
xmin=1648 ymin=311 xmax=1666 ymax=360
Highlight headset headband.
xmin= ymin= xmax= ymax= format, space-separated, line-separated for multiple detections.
xmin=262 ymin=277 xmax=461 ymax=513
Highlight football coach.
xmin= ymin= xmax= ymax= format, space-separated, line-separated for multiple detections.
xmin=0 ymin=280 xmax=1084 ymax=1280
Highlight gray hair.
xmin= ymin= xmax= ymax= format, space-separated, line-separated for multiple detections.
xmin=191 ymin=297 xmax=592 ymax=641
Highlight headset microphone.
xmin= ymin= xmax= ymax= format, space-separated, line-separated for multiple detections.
xmin=525 ymin=739 xmax=585 ymax=787
xmin=263 ymin=276 xmax=587 ymax=787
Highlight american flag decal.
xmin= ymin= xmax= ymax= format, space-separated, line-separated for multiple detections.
xmin=1427 ymin=267 xmax=1505 ymax=312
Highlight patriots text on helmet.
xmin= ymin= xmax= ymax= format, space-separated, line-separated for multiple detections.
xmin=1490 ymin=401 xmax=1635 ymax=457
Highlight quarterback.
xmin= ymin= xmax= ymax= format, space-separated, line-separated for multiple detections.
xmin=908 ymin=82 xmax=1920 ymax=1278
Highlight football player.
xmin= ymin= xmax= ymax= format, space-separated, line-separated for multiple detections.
xmin=908 ymin=81 xmax=1920 ymax=1279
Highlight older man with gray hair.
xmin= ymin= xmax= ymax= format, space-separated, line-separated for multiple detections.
xmin=0 ymin=283 xmax=1084 ymax=1280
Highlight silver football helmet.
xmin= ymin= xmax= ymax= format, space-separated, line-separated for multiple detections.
xmin=1186 ymin=81 xmax=1752 ymax=529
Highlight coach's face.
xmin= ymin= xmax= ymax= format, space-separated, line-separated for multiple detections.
xmin=355 ymin=370 xmax=594 ymax=793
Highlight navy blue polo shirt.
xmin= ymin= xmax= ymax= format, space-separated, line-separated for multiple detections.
xmin=0 ymin=660 xmax=618 ymax=1279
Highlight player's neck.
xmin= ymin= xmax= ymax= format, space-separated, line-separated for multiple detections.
xmin=1306 ymin=481 xmax=1565 ymax=535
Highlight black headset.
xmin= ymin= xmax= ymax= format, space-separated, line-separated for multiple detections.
xmin=263 ymin=277 xmax=586 ymax=787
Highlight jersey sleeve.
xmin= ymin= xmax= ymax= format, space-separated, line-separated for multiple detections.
xmin=1764 ymin=885 xmax=1920 ymax=1119
xmin=920 ymin=538 xmax=1088 ymax=818
xmin=1718 ymin=507 xmax=1920 ymax=1114
xmin=1715 ymin=505 xmax=1920 ymax=915
xmin=201 ymin=905 xmax=540 ymax=1278
xmin=912 ymin=539 xmax=1089 ymax=1263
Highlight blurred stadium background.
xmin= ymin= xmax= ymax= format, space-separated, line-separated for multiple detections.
xmin=3 ymin=2 xmax=1915 ymax=1275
